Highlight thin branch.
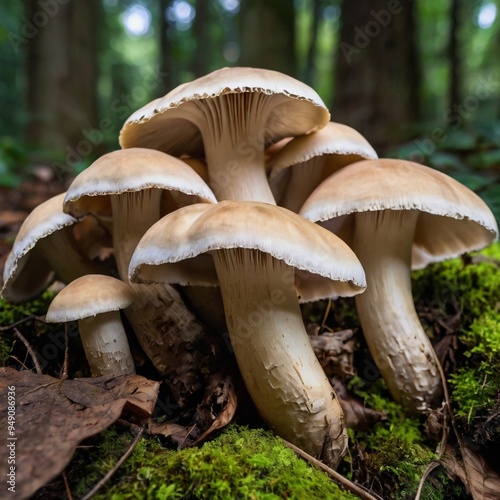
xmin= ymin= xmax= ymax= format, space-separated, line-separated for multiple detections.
xmin=61 ymin=323 xmax=70 ymax=380
xmin=62 ymin=470 xmax=73 ymax=500
xmin=81 ymin=426 xmax=145 ymax=500
xmin=280 ymin=438 xmax=381 ymax=500
xmin=0 ymin=314 xmax=46 ymax=331
xmin=13 ymin=327 xmax=42 ymax=374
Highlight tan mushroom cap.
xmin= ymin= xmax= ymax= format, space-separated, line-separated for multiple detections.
xmin=64 ymin=148 xmax=216 ymax=217
xmin=269 ymin=122 xmax=378 ymax=181
xmin=119 ymin=67 xmax=330 ymax=154
xmin=300 ymin=159 xmax=498 ymax=269
xmin=1 ymin=193 xmax=74 ymax=302
xmin=46 ymin=274 xmax=134 ymax=323
xmin=129 ymin=201 xmax=366 ymax=301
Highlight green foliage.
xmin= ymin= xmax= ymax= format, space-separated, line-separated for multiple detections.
xmin=0 ymin=290 xmax=55 ymax=327
xmin=68 ymin=425 xmax=356 ymax=500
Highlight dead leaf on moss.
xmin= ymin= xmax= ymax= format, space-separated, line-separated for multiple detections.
xmin=0 ymin=367 xmax=159 ymax=499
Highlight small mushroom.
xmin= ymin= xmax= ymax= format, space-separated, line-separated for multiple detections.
xmin=268 ymin=122 xmax=378 ymax=212
xmin=300 ymin=158 xmax=498 ymax=413
xmin=45 ymin=274 xmax=135 ymax=376
xmin=129 ymin=201 xmax=366 ymax=468
xmin=119 ymin=67 xmax=330 ymax=203
xmin=1 ymin=193 xmax=104 ymax=303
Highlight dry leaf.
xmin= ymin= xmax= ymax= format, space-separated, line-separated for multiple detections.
xmin=0 ymin=367 xmax=159 ymax=499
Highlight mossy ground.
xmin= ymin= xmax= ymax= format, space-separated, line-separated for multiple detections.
xmin=3 ymin=243 xmax=499 ymax=499
xmin=46 ymin=425 xmax=358 ymax=500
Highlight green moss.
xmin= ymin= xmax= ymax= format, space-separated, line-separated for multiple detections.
xmin=346 ymin=378 xmax=444 ymax=499
xmin=68 ymin=425 xmax=357 ymax=499
xmin=450 ymin=311 xmax=500 ymax=421
xmin=412 ymin=242 xmax=500 ymax=422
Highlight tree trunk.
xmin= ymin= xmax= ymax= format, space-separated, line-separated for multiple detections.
xmin=25 ymin=0 xmax=99 ymax=153
xmin=333 ymin=0 xmax=421 ymax=150
xmin=448 ymin=0 xmax=461 ymax=110
xmin=303 ymin=0 xmax=322 ymax=87
xmin=239 ymin=0 xmax=296 ymax=78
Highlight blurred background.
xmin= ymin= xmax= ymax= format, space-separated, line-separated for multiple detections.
xmin=0 ymin=0 xmax=499 ymax=218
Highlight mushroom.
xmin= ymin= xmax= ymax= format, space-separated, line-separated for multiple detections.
xmin=1 ymin=192 xmax=104 ymax=303
xmin=129 ymin=201 xmax=366 ymax=467
xmin=45 ymin=274 xmax=135 ymax=376
xmin=300 ymin=158 xmax=498 ymax=413
xmin=119 ymin=67 xmax=330 ymax=203
xmin=63 ymin=148 xmax=222 ymax=402
xmin=268 ymin=122 xmax=378 ymax=212
xmin=63 ymin=147 xmax=216 ymax=280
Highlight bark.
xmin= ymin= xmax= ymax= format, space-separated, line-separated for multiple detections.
xmin=25 ymin=0 xmax=99 ymax=152
xmin=448 ymin=0 xmax=461 ymax=109
xmin=239 ymin=0 xmax=296 ymax=77
xmin=333 ymin=0 xmax=421 ymax=149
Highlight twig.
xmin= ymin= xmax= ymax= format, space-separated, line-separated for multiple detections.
xmin=13 ymin=327 xmax=42 ymax=374
xmin=320 ymin=299 xmax=332 ymax=330
xmin=62 ymin=470 xmax=73 ymax=500
xmin=0 ymin=315 xmax=46 ymax=331
xmin=61 ymin=323 xmax=70 ymax=380
xmin=280 ymin=438 xmax=380 ymax=500
xmin=81 ymin=426 xmax=145 ymax=500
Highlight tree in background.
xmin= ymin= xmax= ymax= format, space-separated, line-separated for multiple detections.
xmin=24 ymin=0 xmax=100 ymax=154
xmin=239 ymin=0 xmax=297 ymax=78
xmin=333 ymin=0 xmax=421 ymax=150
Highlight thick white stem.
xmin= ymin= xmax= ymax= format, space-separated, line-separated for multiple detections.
xmin=212 ymin=248 xmax=347 ymax=467
xmin=78 ymin=311 xmax=135 ymax=376
xmin=110 ymin=189 xmax=162 ymax=281
xmin=193 ymin=93 xmax=277 ymax=203
xmin=353 ymin=211 xmax=443 ymax=413
xmin=37 ymin=226 xmax=103 ymax=283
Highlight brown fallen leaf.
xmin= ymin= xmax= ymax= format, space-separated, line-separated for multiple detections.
xmin=0 ymin=367 xmax=159 ymax=499
xmin=330 ymin=377 xmax=386 ymax=431
xmin=308 ymin=329 xmax=357 ymax=379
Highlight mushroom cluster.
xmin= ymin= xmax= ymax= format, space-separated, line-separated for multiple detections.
xmin=2 ymin=67 xmax=497 ymax=469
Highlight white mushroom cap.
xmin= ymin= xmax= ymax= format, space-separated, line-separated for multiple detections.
xmin=119 ymin=67 xmax=330 ymax=154
xmin=46 ymin=274 xmax=134 ymax=323
xmin=268 ymin=122 xmax=378 ymax=210
xmin=300 ymin=159 xmax=498 ymax=268
xmin=2 ymin=193 xmax=76 ymax=302
xmin=129 ymin=201 xmax=366 ymax=301
xmin=269 ymin=121 xmax=378 ymax=181
xmin=64 ymin=148 xmax=216 ymax=216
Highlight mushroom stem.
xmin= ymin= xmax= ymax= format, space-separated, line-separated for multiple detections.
xmin=212 ymin=248 xmax=347 ymax=467
xmin=110 ymin=189 xmax=162 ymax=280
xmin=78 ymin=310 xmax=135 ymax=376
xmin=37 ymin=226 xmax=103 ymax=283
xmin=280 ymin=157 xmax=325 ymax=212
xmin=352 ymin=210 xmax=443 ymax=413
xmin=192 ymin=93 xmax=277 ymax=203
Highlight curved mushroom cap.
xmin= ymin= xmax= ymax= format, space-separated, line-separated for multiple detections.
xmin=300 ymin=159 xmax=498 ymax=269
xmin=46 ymin=274 xmax=134 ymax=323
xmin=129 ymin=201 xmax=366 ymax=301
xmin=119 ymin=67 xmax=330 ymax=154
xmin=269 ymin=122 xmax=378 ymax=181
xmin=64 ymin=148 xmax=216 ymax=217
xmin=1 ymin=193 xmax=74 ymax=303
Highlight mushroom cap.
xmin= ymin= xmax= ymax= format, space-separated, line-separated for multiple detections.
xmin=119 ymin=67 xmax=330 ymax=154
xmin=45 ymin=274 xmax=134 ymax=323
xmin=269 ymin=121 xmax=378 ymax=181
xmin=63 ymin=148 xmax=216 ymax=217
xmin=1 ymin=193 xmax=75 ymax=303
xmin=129 ymin=201 xmax=366 ymax=301
xmin=300 ymin=159 xmax=498 ymax=269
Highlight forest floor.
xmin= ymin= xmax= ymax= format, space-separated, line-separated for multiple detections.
xmin=0 ymin=168 xmax=499 ymax=499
